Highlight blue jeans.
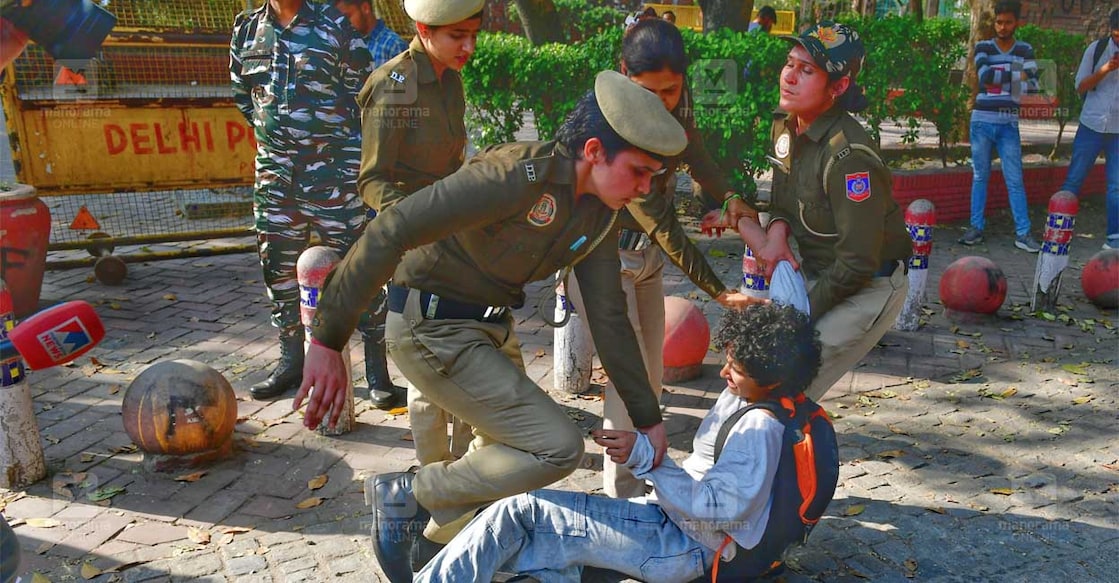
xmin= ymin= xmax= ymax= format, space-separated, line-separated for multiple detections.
xmin=415 ymin=490 xmax=715 ymax=583
xmin=970 ymin=120 xmax=1031 ymax=237
xmin=1060 ymin=124 xmax=1119 ymax=243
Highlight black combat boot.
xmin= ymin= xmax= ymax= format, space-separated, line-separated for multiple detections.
xmin=364 ymin=334 xmax=406 ymax=410
xmin=250 ymin=332 xmax=305 ymax=400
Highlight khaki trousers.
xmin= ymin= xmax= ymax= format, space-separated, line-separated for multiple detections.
xmin=406 ymin=381 xmax=473 ymax=464
xmin=568 ymin=245 xmax=665 ymax=498
xmin=806 ymin=266 xmax=908 ymax=401
xmin=385 ymin=288 xmax=585 ymax=529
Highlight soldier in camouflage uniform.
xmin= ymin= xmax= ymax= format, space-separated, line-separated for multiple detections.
xmin=230 ymin=0 xmax=375 ymax=400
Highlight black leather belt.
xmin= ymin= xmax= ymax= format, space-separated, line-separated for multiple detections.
xmin=387 ymin=284 xmax=508 ymax=323
xmin=874 ymin=259 xmax=906 ymax=278
xmin=618 ymin=228 xmax=652 ymax=251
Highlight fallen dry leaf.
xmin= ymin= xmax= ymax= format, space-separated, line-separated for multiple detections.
xmin=385 ymin=406 xmax=408 ymax=416
xmin=876 ymin=450 xmax=906 ymax=459
xmin=79 ymin=452 xmax=95 ymax=463
xmin=163 ymin=294 xmax=177 ymax=301
xmin=108 ymin=385 xmax=121 ymax=395
xmin=999 ymin=387 xmax=1018 ymax=399
xmin=1072 ymin=396 xmax=1094 ymax=405
xmin=25 ymin=518 xmax=61 ymax=528
xmin=110 ymin=445 xmax=138 ymax=455
xmin=843 ymin=504 xmax=865 ymax=516
xmin=31 ymin=573 xmax=51 ymax=583
xmin=174 ymin=471 xmax=208 ymax=483
xmin=401 ymin=432 xmax=414 ymax=442
xmin=80 ymin=562 xmax=102 ymax=579
xmin=926 ymin=506 xmax=946 ymax=514
xmin=534 ymin=348 xmax=546 ymax=358
xmin=219 ymin=526 xmax=252 ymax=534
xmin=308 ymin=475 xmax=328 ymax=490
xmin=217 ymin=533 xmax=235 ymax=546
xmin=887 ymin=425 xmax=910 ymax=436
xmin=990 ymin=487 xmax=1014 ymax=496
xmin=955 ymin=340 xmax=970 ymax=350
xmin=187 ymin=527 xmax=211 ymax=545
xmin=295 ymin=497 xmax=323 ymax=509
xmin=35 ymin=542 xmax=52 ymax=555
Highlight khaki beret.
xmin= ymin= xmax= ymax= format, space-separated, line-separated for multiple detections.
xmin=594 ymin=70 xmax=687 ymax=157
xmin=404 ymin=0 xmax=485 ymax=26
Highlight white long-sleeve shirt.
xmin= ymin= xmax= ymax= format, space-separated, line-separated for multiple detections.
xmin=626 ymin=389 xmax=783 ymax=559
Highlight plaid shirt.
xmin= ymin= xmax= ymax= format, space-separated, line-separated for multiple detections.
xmin=367 ymin=19 xmax=408 ymax=69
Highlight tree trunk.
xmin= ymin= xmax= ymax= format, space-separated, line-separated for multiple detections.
xmin=512 ymin=0 xmax=564 ymax=45
xmin=698 ymin=0 xmax=751 ymax=33
xmin=925 ymin=0 xmax=940 ymax=18
xmin=909 ymin=0 xmax=924 ymax=22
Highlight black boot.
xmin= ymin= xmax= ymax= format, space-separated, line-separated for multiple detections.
xmin=364 ymin=334 xmax=406 ymax=410
xmin=250 ymin=333 xmax=305 ymax=400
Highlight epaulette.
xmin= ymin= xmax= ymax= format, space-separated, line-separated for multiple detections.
xmin=822 ymin=131 xmax=884 ymax=191
xmin=519 ymin=154 xmax=555 ymax=184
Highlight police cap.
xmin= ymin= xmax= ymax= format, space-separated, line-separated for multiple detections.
xmin=404 ymin=0 xmax=485 ymax=26
xmin=594 ymin=70 xmax=687 ymax=157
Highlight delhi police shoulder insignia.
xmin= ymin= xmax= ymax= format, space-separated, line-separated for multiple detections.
xmin=390 ymin=71 xmax=406 ymax=84
xmin=845 ymin=171 xmax=871 ymax=203
xmin=526 ymin=193 xmax=556 ymax=227
xmin=523 ymin=162 xmax=538 ymax=183
xmin=775 ymin=133 xmax=791 ymax=159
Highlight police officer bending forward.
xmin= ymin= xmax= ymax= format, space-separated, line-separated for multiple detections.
xmin=294 ymin=70 xmax=687 ymax=582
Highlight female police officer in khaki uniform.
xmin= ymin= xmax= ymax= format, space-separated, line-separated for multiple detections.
xmin=356 ymin=0 xmax=483 ymax=462
xmin=296 ymin=71 xmax=686 ymax=582
xmin=753 ymin=22 xmax=911 ymax=402
xmin=564 ymin=18 xmax=759 ymax=499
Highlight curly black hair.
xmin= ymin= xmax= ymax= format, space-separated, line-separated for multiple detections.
xmin=712 ymin=304 xmax=821 ymax=399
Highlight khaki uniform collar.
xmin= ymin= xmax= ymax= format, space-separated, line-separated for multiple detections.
xmin=409 ymin=36 xmax=441 ymax=85
xmin=549 ymin=142 xmax=575 ymax=185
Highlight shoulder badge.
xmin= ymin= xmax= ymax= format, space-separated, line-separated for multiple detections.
xmin=835 ymin=146 xmax=851 ymax=161
xmin=523 ymin=162 xmax=538 ymax=183
xmin=526 ymin=193 xmax=557 ymax=227
xmin=845 ymin=172 xmax=871 ymax=203
xmin=390 ymin=71 xmax=406 ymax=84
xmin=775 ymin=132 xmax=791 ymax=159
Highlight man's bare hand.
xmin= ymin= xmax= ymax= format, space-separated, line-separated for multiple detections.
xmin=293 ymin=342 xmax=348 ymax=430
xmin=592 ymin=429 xmax=637 ymax=464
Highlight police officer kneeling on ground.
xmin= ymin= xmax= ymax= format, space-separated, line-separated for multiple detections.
xmin=295 ymin=70 xmax=686 ymax=582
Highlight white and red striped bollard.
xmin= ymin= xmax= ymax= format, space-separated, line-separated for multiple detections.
xmin=0 ymin=279 xmax=46 ymax=488
xmin=553 ymin=279 xmax=594 ymax=395
xmin=739 ymin=244 xmax=770 ymax=299
xmin=1031 ymin=191 xmax=1078 ymax=312
xmin=297 ymin=247 xmax=354 ymax=435
xmin=894 ymin=199 xmax=935 ymax=331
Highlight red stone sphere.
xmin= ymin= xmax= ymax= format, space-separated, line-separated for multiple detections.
xmin=1081 ymin=249 xmax=1119 ymax=309
xmin=939 ymin=256 xmax=1007 ymax=314
xmin=122 ymin=360 xmax=237 ymax=455
xmin=663 ymin=296 xmax=710 ymax=368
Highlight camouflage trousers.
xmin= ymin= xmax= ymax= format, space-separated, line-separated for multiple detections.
xmin=253 ymin=172 xmax=386 ymax=341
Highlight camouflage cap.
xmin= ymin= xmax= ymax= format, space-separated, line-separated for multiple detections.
xmin=783 ymin=21 xmax=865 ymax=79
xmin=594 ymin=70 xmax=687 ymax=157
xmin=404 ymin=0 xmax=484 ymax=26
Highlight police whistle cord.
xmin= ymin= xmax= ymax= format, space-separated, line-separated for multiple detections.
xmin=539 ymin=210 xmax=619 ymax=328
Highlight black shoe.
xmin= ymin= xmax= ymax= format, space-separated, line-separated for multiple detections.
xmin=250 ymin=333 xmax=305 ymax=400
xmin=368 ymin=471 xmax=429 ymax=583
xmin=364 ymin=335 xmax=407 ymax=410
xmin=410 ymin=534 xmax=445 ymax=572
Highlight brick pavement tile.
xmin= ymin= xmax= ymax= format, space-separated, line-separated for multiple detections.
xmin=240 ymin=495 xmax=298 ymax=519
xmin=116 ymin=522 xmax=189 ymax=545
xmin=277 ymin=554 xmax=320 ymax=574
xmin=114 ymin=495 xmax=196 ymax=523
xmin=227 ymin=555 xmax=268 ymax=576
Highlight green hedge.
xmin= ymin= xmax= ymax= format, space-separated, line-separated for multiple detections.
xmin=462 ymin=16 xmax=1090 ymax=186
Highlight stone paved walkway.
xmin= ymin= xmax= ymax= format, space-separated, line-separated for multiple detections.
xmin=2 ymin=188 xmax=1116 ymax=582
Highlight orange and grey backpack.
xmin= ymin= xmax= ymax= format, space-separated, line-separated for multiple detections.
xmin=705 ymin=395 xmax=840 ymax=581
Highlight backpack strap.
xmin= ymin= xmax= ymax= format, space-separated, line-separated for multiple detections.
xmin=1084 ymin=38 xmax=1110 ymax=97
xmin=713 ymin=401 xmax=787 ymax=463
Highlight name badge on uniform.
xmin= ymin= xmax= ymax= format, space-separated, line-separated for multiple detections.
xmin=527 ymin=193 xmax=556 ymax=227
xmin=845 ymin=172 xmax=871 ymax=203
xmin=775 ymin=132 xmax=791 ymax=159
xmin=390 ymin=71 xmax=406 ymax=84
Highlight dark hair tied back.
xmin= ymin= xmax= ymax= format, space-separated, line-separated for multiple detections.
xmin=621 ymin=18 xmax=688 ymax=76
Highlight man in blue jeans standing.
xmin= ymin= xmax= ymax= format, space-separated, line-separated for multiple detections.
xmin=1061 ymin=9 xmax=1118 ymax=251
xmin=959 ymin=0 xmax=1041 ymax=253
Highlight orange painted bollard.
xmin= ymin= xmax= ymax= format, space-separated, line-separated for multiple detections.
xmin=297 ymin=246 xmax=354 ymax=435
xmin=939 ymin=256 xmax=1007 ymax=321
xmin=663 ymin=296 xmax=710 ymax=383
xmin=895 ymin=199 xmax=935 ymax=331
xmin=0 ymin=184 xmax=51 ymax=317
xmin=1031 ymin=191 xmax=1079 ymax=313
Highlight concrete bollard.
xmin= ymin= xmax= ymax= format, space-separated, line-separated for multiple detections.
xmin=297 ymin=246 xmax=354 ymax=435
xmin=553 ymin=282 xmax=594 ymax=395
xmin=1031 ymin=191 xmax=1079 ymax=313
xmin=739 ymin=244 xmax=770 ymax=300
xmin=0 ymin=279 xmax=46 ymax=488
xmin=895 ymin=199 xmax=936 ymax=331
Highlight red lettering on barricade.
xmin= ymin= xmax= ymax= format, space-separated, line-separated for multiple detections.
xmin=154 ymin=122 xmax=177 ymax=154
xmin=130 ymin=123 xmax=152 ymax=154
xmin=104 ymin=124 xmax=127 ymax=155
xmin=226 ymin=121 xmax=245 ymax=151
xmin=204 ymin=122 xmax=215 ymax=151
xmin=179 ymin=122 xmax=200 ymax=153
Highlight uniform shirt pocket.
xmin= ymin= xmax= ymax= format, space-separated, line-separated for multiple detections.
xmin=239 ymin=51 xmax=273 ymax=84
